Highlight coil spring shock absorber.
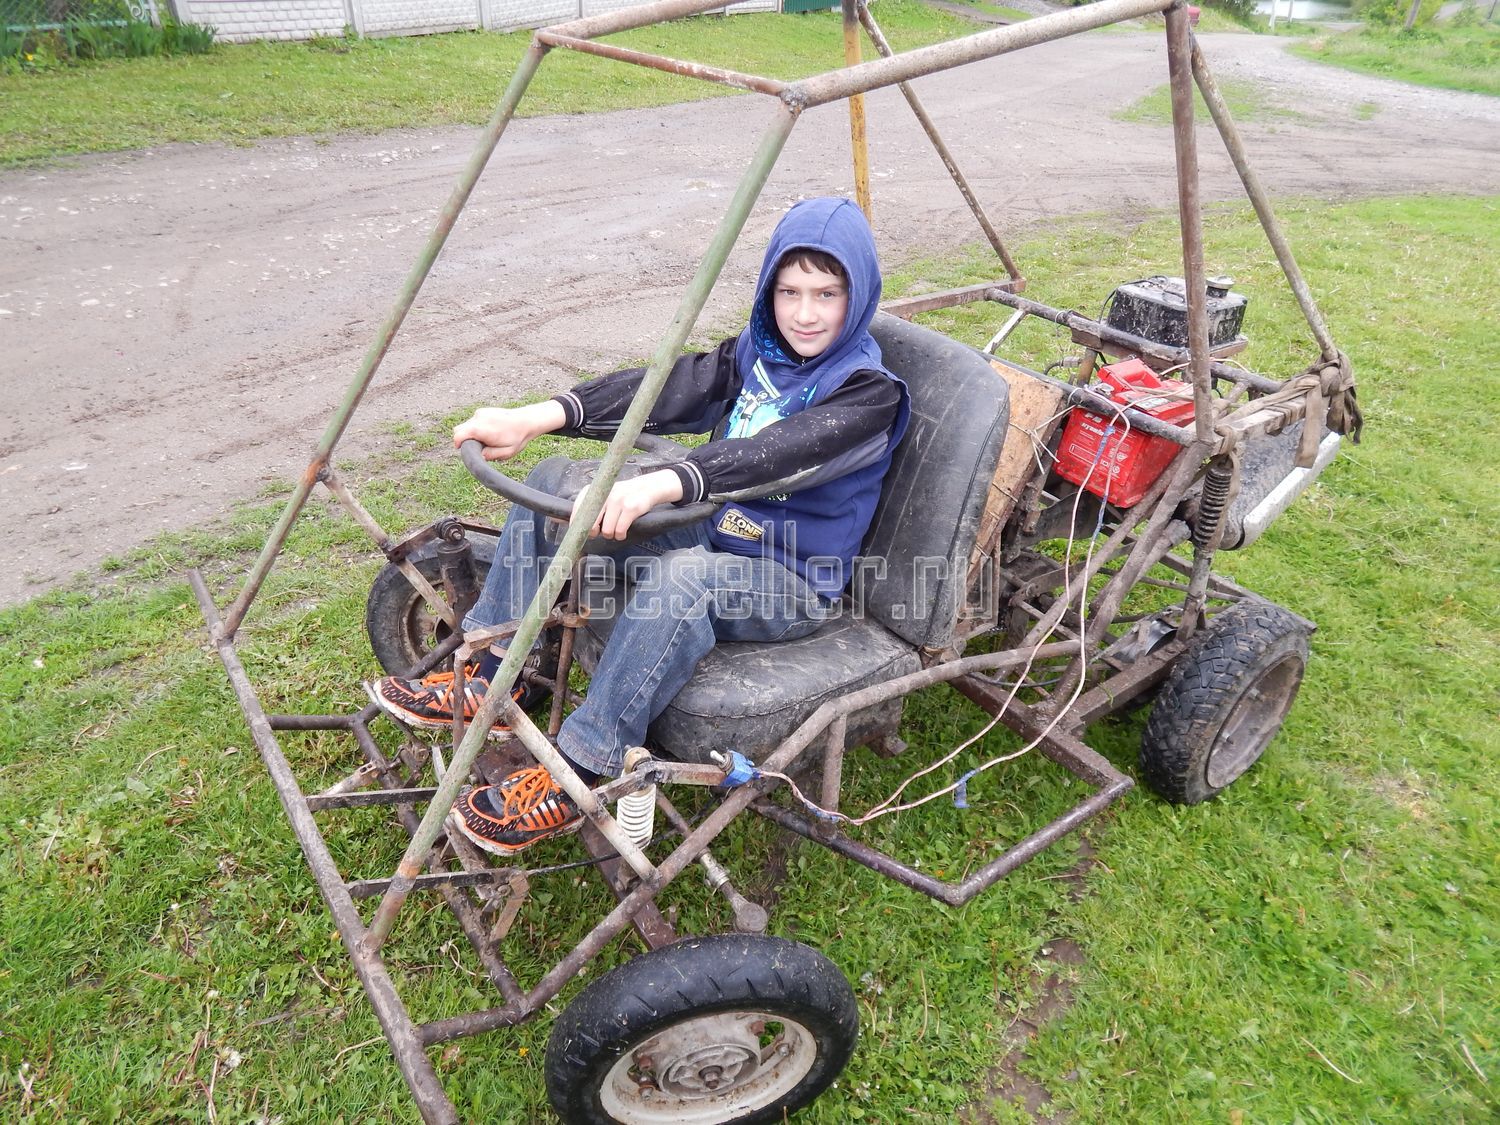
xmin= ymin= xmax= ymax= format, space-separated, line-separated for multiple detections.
xmin=1193 ymin=458 xmax=1234 ymax=551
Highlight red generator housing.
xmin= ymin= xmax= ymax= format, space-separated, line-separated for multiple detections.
xmin=1054 ymin=358 xmax=1195 ymax=508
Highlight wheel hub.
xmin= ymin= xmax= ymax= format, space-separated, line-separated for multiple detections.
xmin=601 ymin=1010 xmax=817 ymax=1124
xmin=660 ymin=1046 xmax=758 ymax=1096
xmin=1205 ymin=654 xmax=1303 ymax=790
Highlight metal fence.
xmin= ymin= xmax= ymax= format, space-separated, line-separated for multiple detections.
xmin=1 ymin=0 xmax=158 ymax=29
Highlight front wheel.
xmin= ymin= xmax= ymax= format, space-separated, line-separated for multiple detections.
xmin=1140 ymin=600 xmax=1310 ymax=805
xmin=545 ymin=934 xmax=859 ymax=1124
xmin=364 ymin=549 xmax=493 ymax=677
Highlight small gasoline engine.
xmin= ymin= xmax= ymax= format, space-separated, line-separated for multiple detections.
xmin=1053 ymin=275 xmax=1247 ymax=508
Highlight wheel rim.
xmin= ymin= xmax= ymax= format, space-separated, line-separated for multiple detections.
xmin=598 ymin=1010 xmax=818 ymax=1124
xmin=401 ymin=593 xmax=450 ymax=659
xmin=1204 ymin=654 xmax=1303 ymax=790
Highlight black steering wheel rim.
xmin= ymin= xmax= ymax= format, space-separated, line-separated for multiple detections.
xmin=459 ymin=436 xmax=721 ymax=540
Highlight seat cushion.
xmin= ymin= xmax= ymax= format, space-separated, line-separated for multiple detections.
xmin=575 ymin=606 xmax=919 ymax=762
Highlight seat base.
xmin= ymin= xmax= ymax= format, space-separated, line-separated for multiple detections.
xmin=574 ymin=604 xmax=919 ymax=763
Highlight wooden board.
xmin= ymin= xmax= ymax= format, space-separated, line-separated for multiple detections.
xmin=955 ymin=358 xmax=1069 ymax=642
xmin=975 ymin=358 xmax=1069 ymax=556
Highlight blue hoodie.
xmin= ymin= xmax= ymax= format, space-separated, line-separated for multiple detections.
xmin=707 ymin=198 xmax=911 ymax=598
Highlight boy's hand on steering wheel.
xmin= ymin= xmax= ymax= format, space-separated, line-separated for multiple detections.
xmin=453 ymin=402 xmax=566 ymax=461
xmin=590 ymin=470 xmax=685 ymax=541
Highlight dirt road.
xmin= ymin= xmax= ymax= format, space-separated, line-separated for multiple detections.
xmin=2 ymin=31 xmax=1496 ymax=607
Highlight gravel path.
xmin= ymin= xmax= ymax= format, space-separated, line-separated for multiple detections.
xmin=2 ymin=30 xmax=1497 ymax=606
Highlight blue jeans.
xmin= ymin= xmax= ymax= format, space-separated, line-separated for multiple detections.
xmin=463 ymin=457 xmax=832 ymax=777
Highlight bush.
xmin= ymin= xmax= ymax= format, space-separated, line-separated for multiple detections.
xmin=1 ymin=14 xmax=214 ymax=66
xmin=1205 ymin=0 xmax=1258 ymax=21
xmin=172 ymin=19 xmax=215 ymax=53
xmin=1354 ymin=0 xmax=1442 ymax=25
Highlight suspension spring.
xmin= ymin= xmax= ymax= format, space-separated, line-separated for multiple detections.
xmin=1193 ymin=460 xmax=1233 ymax=551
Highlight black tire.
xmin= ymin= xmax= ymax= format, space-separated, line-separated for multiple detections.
xmin=364 ymin=548 xmax=493 ymax=676
xmin=1140 ymin=600 xmax=1310 ymax=805
xmin=545 ymin=934 xmax=859 ymax=1125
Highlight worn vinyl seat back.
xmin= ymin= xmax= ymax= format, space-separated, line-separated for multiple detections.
xmin=575 ymin=312 xmax=1011 ymax=761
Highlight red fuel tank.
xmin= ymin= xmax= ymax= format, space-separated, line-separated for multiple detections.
xmin=1054 ymin=358 xmax=1195 ymax=508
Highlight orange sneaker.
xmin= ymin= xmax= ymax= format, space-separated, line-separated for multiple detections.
xmin=367 ymin=667 xmax=522 ymax=732
xmin=448 ymin=768 xmax=582 ymax=856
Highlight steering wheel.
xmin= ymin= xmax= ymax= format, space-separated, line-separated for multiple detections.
xmin=459 ymin=436 xmax=721 ymax=543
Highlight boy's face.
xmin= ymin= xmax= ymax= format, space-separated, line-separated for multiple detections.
xmin=772 ymin=260 xmax=849 ymax=359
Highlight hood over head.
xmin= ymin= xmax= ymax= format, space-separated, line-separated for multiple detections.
xmin=745 ymin=197 xmax=885 ymax=377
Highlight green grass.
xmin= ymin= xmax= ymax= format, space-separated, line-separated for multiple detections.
xmin=1115 ymin=75 xmax=1304 ymax=124
xmin=942 ymin=0 xmax=1036 ymax=22
xmin=1291 ymin=23 xmax=1500 ymax=96
xmin=0 ymin=0 xmax=974 ymax=166
xmin=1191 ymin=5 xmax=1259 ymax=33
xmin=2 ymin=194 xmax=1498 ymax=1122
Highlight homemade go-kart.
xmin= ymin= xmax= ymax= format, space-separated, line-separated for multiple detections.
xmin=192 ymin=0 xmax=1363 ymax=1120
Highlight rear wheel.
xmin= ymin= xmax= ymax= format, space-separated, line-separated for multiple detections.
xmin=1140 ymin=600 xmax=1310 ymax=805
xmin=545 ymin=934 xmax=858 ymax=1124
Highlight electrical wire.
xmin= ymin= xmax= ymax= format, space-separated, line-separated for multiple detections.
xmin=767 ymin=396 xmax=1135 ymax=827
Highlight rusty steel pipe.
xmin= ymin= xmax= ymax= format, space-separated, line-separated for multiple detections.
xmin=1045 ymin=518 xmax=1193 ymax=704
xmin=321 ymin=466 xmax=457 ymax=630
xmin=320 ymin=465 xmax=397 ymax=554
xmin=790 ymin=0 xmax=1173 ymax=109
xmin=1016 ymin=364 xmax=1198 ymax=447
xmin=857 ymin=3 xmax=1021 ymax=281
xmin=754 ymin=773 xmax=1129 ymax=907
xmin=535 ymin=31 xmax=786 ymax=96
xmin=982 ymin=287 xmax=1282 ymax=395
xmin=364 ymin=102 xmax=803 ymax=954
xmin=218 ymin=41 xmax=549 ymax=641
xmin=346 ymin=718 xmax=528 ymax=1008
xmin=953 ymin=679 xmax=1126 ymax=787
xmin=416 ymin=640 xmax=1078 ymax=1045
xmin=879 ymin=278 xmax=1025 ymax=319
xmin=190 ymin=571 xmax=459 ymax=1123
xmin=500 ymin=698 xmax=659 ymax=883
xmin=542 ymin=0 xmax=737 ymax=40
xmin=1190 ymin=39 xmax=1339 ymax=362
xmin=1018 ymin=446 xmax=1205 ymax=652
xmin=655 ymin=791 xmax=769 ymax=934
xmin=1164 ymin=5 xmax=1215 ymax=444
xmin=819 ymin=714 xmax=849 ymax=815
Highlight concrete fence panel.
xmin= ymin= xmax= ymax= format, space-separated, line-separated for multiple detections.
xmin=168 ymin=0 xmax=782 ymax=45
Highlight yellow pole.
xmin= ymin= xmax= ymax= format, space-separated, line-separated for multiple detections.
xmin=842 ymin=0 xmax=871 ymax=217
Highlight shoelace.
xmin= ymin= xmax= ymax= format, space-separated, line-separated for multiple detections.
xmin=501 ymin=769 xmax=561 ymax=818
xmin=424 ymin=678 xmax=486 ymax=717
xmin=418 ymin=663 xmax=483 ymax=688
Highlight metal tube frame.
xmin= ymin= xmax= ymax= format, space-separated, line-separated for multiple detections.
xmin=192 ymin=0 xmax=1350 ymax=1117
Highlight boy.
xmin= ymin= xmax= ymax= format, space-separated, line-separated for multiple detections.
xmin=370 ymin=196 xmax=909 ymax=855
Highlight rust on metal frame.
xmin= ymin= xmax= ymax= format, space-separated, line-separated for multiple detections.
xmin=535 ymin=30 xmax=788 ymax=95
xmin=188 ymin=0 xmax=1354 ymax=1118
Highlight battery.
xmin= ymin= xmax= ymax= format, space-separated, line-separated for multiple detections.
xmin=1105 ymin=275 xmax=1247 ymax=350
xmin=1054 ymin=358 xmax=1195 ymax=508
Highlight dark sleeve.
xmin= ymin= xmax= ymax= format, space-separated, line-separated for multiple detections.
xmin=551 ymin=338 xmax=741 ymax=439
xmin=670 ymin=368 xmax=903 ymax=504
